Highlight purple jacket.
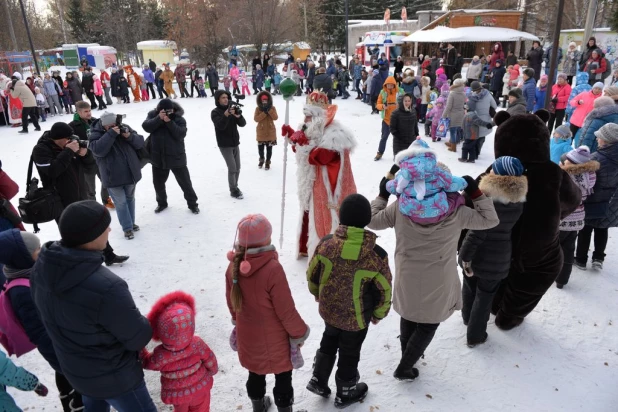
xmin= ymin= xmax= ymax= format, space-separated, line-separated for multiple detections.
xmin=142 ymin=68 xmax=155 ymax=83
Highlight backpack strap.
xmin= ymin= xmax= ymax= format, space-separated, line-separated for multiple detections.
xmin=2 ymin=279 xmax=31 ymax=293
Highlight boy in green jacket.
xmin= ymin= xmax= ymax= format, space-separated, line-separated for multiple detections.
xmin=306 ymin=194 xmax=392 ymax=409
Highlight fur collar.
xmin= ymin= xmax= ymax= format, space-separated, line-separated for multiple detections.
xmin=587 ymin=103 xmax=618 ymax=120
xmin=479 ymin=174 xmax=528 ymax=204
xmin=561 ymin=160 xmax=600 ymax=175
xmin=395 ymin=144 xmax=435 ymax=164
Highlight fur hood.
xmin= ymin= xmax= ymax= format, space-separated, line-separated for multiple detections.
xmin=395 ymin=143 xmax=435 ymax=164
xmin=479 ymin=174 xmax=528 ymax=204
xmin=154 ymin=99 xmax=185 ymax=117
xmin=147 ymin=291 xmax=196 ymax=349
xmin=585 ymin=103 xmax=618 ymax=121
xmin=256 ymin=90 xmax=273 ymax=106
xmin=561 ymin=160 xmax=600 ymax=175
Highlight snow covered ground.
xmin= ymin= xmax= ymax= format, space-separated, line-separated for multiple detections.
xmin=3 ymin=91 xmax=617 ymax=411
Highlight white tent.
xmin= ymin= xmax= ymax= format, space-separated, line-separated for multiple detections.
xmin=402 ymin=26 xmax=539 ymax=43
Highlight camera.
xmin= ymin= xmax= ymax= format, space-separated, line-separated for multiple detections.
xmin=229 ymin=94 xmax=245 ymax=115
xmin=69 ymin=135 xmax=88 ymax=149
xmin=115 ymin=114 xmax=129 ymax=134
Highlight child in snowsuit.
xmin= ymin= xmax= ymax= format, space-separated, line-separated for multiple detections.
xmin=61 ymin=81 xmax=74 ymax=114
xmin=265 ymin=76 xmax=272 ymax=93
xmin=254 ymin=91 xmax=278 ymax=170
xmin=435 ymin=73 xmax=447 ymax=91
xmin=460 ymin=112 xmax=494 ymax=163
xmin=34 ymin=87 xmax=47 ymax=122
xmin=92 ymin=74 xmax=108 ymax=110
xmin=140 ymin=74 xmax=149 ymax=101
xmin=239 ymin=72 xmax=251 ymax=96
xmin=223 ymin=75 xmax=231 ymax=93
xmin=550 ymin=124 xmax=573 ymax=164
xmin=458 ymin=156 xmax=528 ymax=346
xmin=118 ymin=76 xmax=130 ymax=103
xmin=427 ymin=96 xmax=446 ymax=142
xmin=306 ymin=194 xmax=392 ymax=408
xmin=0 ymin=350 xmax=48 ymax=411
xmin=142 ymin=291 xmax=218 ymax=412
xmin=555 ymin=146 xmax=599 ymax=288
xmin=273 ymin=71 xmax=282 ymax=95
xmin=226 ymin=214 xmax=310 ymax=412
xmin=197 ymin=77 xmax=207 ymax=98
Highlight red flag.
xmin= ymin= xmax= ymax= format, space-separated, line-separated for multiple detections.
xmin=401 ymin=7 xmax=407 ymax=23
xmin=384 ymin=8 xmax=391 ymax=25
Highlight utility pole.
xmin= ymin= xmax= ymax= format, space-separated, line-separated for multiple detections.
xmin=18 ymin=0 xmax=40 ymax=74
xmin=345 ymin=0 xmax=349 ymax=66
xmin=303 ymin=1 xmax=308 ymax=42
xmin=544 ymin=0 xmax=565 ymax=109
xmin=3 ymin=0 xmax=19 ymax=51
xmin=583 ymin=0 xmax=598 ymax=46
xmin=519 ymin=0 xmax=527 ymax=58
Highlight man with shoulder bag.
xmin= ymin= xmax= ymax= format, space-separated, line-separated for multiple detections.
xmin=31 ymin=122 xmax=129 ymax=266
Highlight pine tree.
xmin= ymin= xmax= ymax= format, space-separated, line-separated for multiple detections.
xmin=66 ymin=0 xmax=90 ymax=40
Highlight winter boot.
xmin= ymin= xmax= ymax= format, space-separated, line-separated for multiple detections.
xmin=394 ymin=324 xmax=438 ymax=381
xmin=259 ymin=157 xmax=265 ymax=169
xmin=306 ymin=351 xmax=336 ymax=398
xmin=69 ymin=396 xmax=84 ymax=411
xmin=251 ymin=396 xmax=272 ymax=412
xmin=374 ymin=152 xmax=382 ymax=161
xmin=60 ymin=391 xmax=72 ymax=411
xmin=65 ymin=108 xmax=70 ymax=115
xmin=265 ymin=160 xmax=271 ymax=171
xmin=334 ymin=372 xmax=368 ymax=409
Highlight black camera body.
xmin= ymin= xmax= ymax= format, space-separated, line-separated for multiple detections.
xmin=164 ymin=109 xmax=176 ymax=120
xmin=69 ymin=135 xmax=88 ymax=149
xmin=230 ymin=93 xmax=245 ymax=115
xmin=115 ymin=114 xmax=130 ymax=134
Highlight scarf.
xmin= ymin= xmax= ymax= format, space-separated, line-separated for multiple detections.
xmin=3 ymin=266 xmax=31 ymax=280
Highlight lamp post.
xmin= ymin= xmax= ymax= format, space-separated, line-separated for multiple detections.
xmin=345 ymin=0 xmax=349 ymax=67
xmin=18 ymin=0 xmax=40 ymax=75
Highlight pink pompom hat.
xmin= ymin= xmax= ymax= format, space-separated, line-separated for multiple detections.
xmin=226 ymin=214 xmax=273 ymax=274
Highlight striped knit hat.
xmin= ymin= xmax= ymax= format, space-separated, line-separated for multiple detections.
xmin=492 ymin=156 xmax=524 ymax=176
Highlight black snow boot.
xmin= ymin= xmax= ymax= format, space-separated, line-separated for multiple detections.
xmin=59 ymin=391 xmax=72 ymax=411
xmin=394 ymin=323 xmax=438 ymax=381
xmin=334 ymin=372 xmax=368 ymax=409
xmin=306 ymin=350 xmax=336 ymax=397
xmin=251 ymin=396 xmax=272 ymax=412
xmin=259 ymin=157 xmax=265 ymax=168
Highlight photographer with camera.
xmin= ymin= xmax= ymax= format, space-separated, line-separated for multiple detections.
xmin=142 ymin=99 xmax=199 ymax=214
xmin=69 ymin=101 xmax=113 ymax=208
xmin=212 ymin=90 xmax=247 ymax=199
xmin=89 ymin=113 xmax=145 ymax=240
xmin=32 ymin=122 xmax=129 ymax=266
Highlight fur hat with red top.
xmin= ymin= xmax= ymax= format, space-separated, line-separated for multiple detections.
xmin=226 ymin=214 xmax=273 ymax=274
xmin=147 ymin=291 xmax=196 ymax=350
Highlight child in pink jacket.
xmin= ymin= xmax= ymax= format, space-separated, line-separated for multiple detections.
xmin=142 ymin=291 xmax=218 ymax=412
xmin=92 ymin=74 xmax=107 ymax=110
xmin=427 ymin=96 xmax=446 ymax=142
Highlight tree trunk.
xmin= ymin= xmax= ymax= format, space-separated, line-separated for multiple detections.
xmin=3 ymin=0 xmax=19 ymax=50
xmin=55 ymin=0 xmax=68 ymax=43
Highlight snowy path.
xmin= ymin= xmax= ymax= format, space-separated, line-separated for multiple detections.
xmin=2 ymin=93 xmax=617 ymax=411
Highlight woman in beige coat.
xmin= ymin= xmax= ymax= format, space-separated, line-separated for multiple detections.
xmin=368 ymin=143 xmax=499 ymax=382
xmin=254 ymin=91 xmax=278 ymax=170
xmin=9 ymin=75 xmax=40 ymax=134
xmin=442 ymin=78 xmax=466 ymax=151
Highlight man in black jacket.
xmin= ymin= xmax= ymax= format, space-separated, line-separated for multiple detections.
xmin=142 ymin=99 xmax=199 ymax=214
xmin=526 ymin=41 xmax=544 ymax=81
xmin=212 ymin=90 xmax=247 ymax=199
xmin=31 ymin=200 xmax=156 ymax=411
xmin=69 ymin=101 xmax=112 ymax=207
xmin=205 ymin=63 xmax=219 ymax=97
xmin=81 ymin=67 xmax=97 ymax=109
xmin=32 ymin=122 xmax=128 ymax=266
xmin=189 ymin=64 xmax=200 ymax=98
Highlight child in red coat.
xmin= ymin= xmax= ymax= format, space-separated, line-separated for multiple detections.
xmin=142 ymin=291 xmax=218 ymax=412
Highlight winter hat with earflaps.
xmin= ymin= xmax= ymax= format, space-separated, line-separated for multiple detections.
xmin=226 ymin=214 xmax=273 ymax=274
xmin=566 ymin=146 xmax=592 ymax=164
xmin=147 ymin=291 xmax=196 ymax=350
xmin=553 ymin=124 xmax=572 ymax=140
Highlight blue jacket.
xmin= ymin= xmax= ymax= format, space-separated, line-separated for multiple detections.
xmin=574 ymin=104 xmax=618 ymax=153
xmin=254 ymin=69 xmax=264 ymax=88
xmin=142 ymin=68 xmax=155 ymax=83
xmin=584 ymin=142 xmax=618 ymax=227
xmin=267 ymin=64 xmax=275 ymax=78
xmin=533 ymin=86 xmax=547 ymax=112
xmin=522 ymin=78 xmax=536 ymax=112
xmin=550 ymin=138 xmax=573 ymax=164
xmin=326 ymin=61 xmax=337 ymax=77
xmin=0 ymin=350 xmax=39 ymax=412
xmin=88 ymin=120 xmax=144 ymax=188
xmin=31 ymin=241 xmax=152 ymax=399
xmin=43 ymin=78 xmax=59 ymax=96
xmin=353 ymin=64 xmax=362 ymax=80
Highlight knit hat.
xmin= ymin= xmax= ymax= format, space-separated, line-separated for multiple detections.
xmin=523 ymin=68 xmax=535 ymax=78
xmin=557 ymin=72 xmax=567 ymax=81
xmin=594 ymin=123 xmax=618 ymax=144
xmin=339 ymin=194 xmax=371 ymax=228
xmin=59 ymin=200 xmax=111 ymax=247
xmin=604 ymin=86 xmax=618 ymax=97
xmin=0 ymin=229 xmax=39 ymax=270
xmin=49 ymin=122 xmax=75 ymax=140
xmin=470 ymin=81 xmax=482 ymax=92
xmin=569 ymin=41 xmax=577 ymax=48
xmin=158 ymin=98 xmax=175 ymax=111
xmin=553 ymin=124 xmax=572 ymax=140
xmin=566 ymin=146 xmax=592 ymax=164
xmin=593 ymin=82 xmax=605 ymax=90
xmin=508 ymin=88 xmax=522 ymax=98
xmin=594 ymin=96 xmax=614 ymax=108
xmin=226 ymin=214 xmax=273 ymax=275
xmin=453 ymin=78 xmax=465 ymax=87
xmin=540 ymin=74 xmax=548 ymax=82
xmin=492 ymin=156 xmax=524 ymax=176
xmin=99 ymin=112 xmax=116 ymax=127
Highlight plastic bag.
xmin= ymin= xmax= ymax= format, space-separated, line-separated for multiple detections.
xmin=436 ymin=118 xmax=450 ymax=139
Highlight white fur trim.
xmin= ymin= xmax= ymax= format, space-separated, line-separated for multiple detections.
xmin=394 ymin=145 xmax=435 ymax=164
xmin=303 ymin=105 xmax=326 ymax=118
xmin=318 ymin=120 xmax=357 ymax=152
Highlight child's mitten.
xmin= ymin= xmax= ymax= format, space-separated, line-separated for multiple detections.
xmin=230 ymin=327 xmax=238 ymax=351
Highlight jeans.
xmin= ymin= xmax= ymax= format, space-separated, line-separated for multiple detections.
xmin=355 ymin=79 xmax=361 ymax=97
xmin=46 ymin=94 xmax=62 ymax=115
xmin=461 ymin=275 xmax=501 ymax=343
xmin=152 ymin=166 xmax=198 ymax=208
xmin=378 ymin=121 xmax=390 ymax=155
xmin=258 ymin=144 xmax=273 ymax=161
xmin=82 ymin=380 xmax=157 ymax=412
xmin=548 ymin=109 xmax=565 ymax=132
xmin=449 ymin=126 xmax=462 ymax=144
xmin=85 ymin=167 xmax=109 ymax=203
xmin=557 ymin=230 xmax=578 ymax=285
xmin=104 ymin=87 xmax=113 ymax=105
xmin=107 ymin=185 xmax=136 ymax=232
xmin=576 ymin=225 xmax=609 ymax=263
xmin=219 ymin=146 xmax=241 ymax=190
xmin=21 ymin=106 xmax=40 ymax=131
xmin=156 ymin=81 xmax=168 ymax=99
xmin=246 ymin=370 xmax=293 ymax=407
xmin=318 ymin=323 xmax=368 ymax=381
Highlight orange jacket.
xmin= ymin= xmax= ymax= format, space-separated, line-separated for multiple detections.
xmin=377 ymin=76 xmax=403 ymax=125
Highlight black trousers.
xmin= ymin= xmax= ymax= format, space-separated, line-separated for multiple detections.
xmin=156 ymin=82 xmax=168 ymax=98
xmin=557 ymin=230 xmax=578 ymax=285
xmin=85 ymin=91 xmax=98 ymax=108
xmin=21 ymin=106 xmax=40 ymax=131
xmin=548 ymin=108 xmax=565 ymax=132
xmin=147 ymin=82 xmax=156 ymax=99
xmin=576 ymin=224 xmax=609 ymax=263
xmin=570 ymin=124 xmax=580 ymax=138
xmin=319 ymin=323 xmax=368 ymax=381
xmin=210 ymin=86 xmax=218 ymax=96
xmin=398 ymin=318 xmax=439 ymax=369
xmin=461 ymin=275 xmax=501 ymax=343
xmin=152 ymin=165 xmax=198 ymax=208
xmin=56 ymin=371 xmax=83 ymax=410
xmin=189 ymin=81 xmax=199 ymax=97
xmin=258 ymin=144 xmax=273 ymax=161
xmin=246 ymin=370 xmax=293 ymax=407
